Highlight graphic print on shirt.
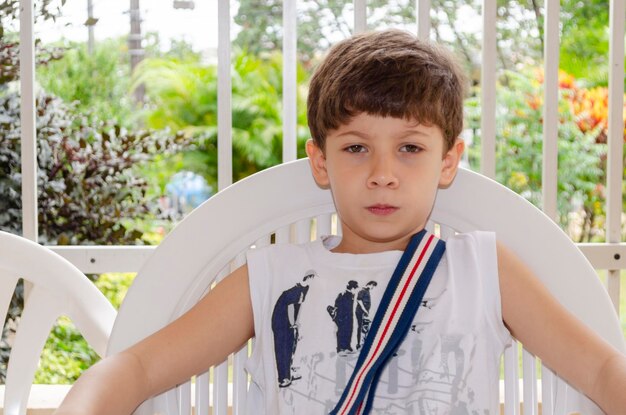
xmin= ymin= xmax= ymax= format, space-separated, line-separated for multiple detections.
xmin=355 ymin=281 xmax=378 ymax=349
xmin=377 ymin=290 xmax=482 ymax=415
xmin=327 ymin=280 xmax=360 ymax=355
xmin=271 ymin=270 xmax=317 ymax=388
xmin=271 ymin=273 xmax=488 ymax=414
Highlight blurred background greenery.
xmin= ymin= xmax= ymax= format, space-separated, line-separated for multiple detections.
xmin=0 ymin=0 xmax=624 ymax=383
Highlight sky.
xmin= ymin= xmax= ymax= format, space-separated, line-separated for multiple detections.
xmin=35 ymin=0 xmax=227 ymax=52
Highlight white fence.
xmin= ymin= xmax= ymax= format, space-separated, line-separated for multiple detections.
xmin=16 ymin=0 xmax=626 ymax=317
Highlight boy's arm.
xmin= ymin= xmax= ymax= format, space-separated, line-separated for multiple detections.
xmin=498 ymin=243 xmax=626 ymax=414
xmin=53 ymin=264 xmax=254 ymax=415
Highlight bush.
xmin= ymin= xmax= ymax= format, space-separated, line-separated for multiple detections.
xmin=37 ymin=39 xmax=134 ymax=126
xmin=34 ymin=273 xmax=135 ymax=384
xmin=0 ymin=90 xmax=188 ymax=382
xmin=466 ymin=69 xmax=615 ymax=242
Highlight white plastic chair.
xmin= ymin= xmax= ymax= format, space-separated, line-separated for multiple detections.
xmin=108 ymin=159 xmax=626 ymax=415
xmin=0 ymin=231 xmax=117 ymax=415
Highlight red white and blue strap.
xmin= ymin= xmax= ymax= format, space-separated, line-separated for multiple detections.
xmin=330 ymin=229 xmax=446 ymax=415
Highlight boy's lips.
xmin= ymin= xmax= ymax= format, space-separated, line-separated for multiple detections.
xmin=366 ymin=204 xmax=398 ymax=216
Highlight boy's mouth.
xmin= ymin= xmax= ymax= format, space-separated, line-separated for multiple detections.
xmin=366 ymin=204 xmax=398 ymax=216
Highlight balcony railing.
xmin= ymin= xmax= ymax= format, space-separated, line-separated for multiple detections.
xmin=15 ymin=0 xmax=626 ymax=315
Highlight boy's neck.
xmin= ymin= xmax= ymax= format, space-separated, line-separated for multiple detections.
xmin=330 ymin=234 xmax=414 ymax=254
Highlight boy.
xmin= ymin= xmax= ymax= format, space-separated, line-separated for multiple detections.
xmin=54 ymin=30 xmax=626 ymax=414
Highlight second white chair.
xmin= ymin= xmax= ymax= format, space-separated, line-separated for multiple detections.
xmin=0 ymin=231 xmax=117 ymax=415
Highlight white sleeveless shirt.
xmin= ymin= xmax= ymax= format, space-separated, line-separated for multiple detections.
xmin=245 ymin=231 xmax=512 ymax=414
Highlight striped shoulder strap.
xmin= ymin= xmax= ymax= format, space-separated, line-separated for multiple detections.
xmin=330 ymin=229 xmax=446 ymax=415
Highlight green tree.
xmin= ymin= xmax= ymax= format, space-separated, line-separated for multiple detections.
xmin=0 ymin=90 xmax=189 ymax=382
xmin=0 ymin=0 xmax=67 ymax=87
xmin=560 ymin=0 xmax=614 ymax=87
xmin=132 ymin=50 xmax=310 ymax=191
xmin=480 ymin=70 xmax=607 ymax=242
xmin=37 ymin=38 xmax=134 ymax=126
xmin=234 ymin=0 xmax=353 ymax=65
xmin=233 ymin=0 xmax=621 ymax=87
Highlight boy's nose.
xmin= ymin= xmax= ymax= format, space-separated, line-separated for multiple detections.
xmin=367 ymin=159 xmax=399 ymax=188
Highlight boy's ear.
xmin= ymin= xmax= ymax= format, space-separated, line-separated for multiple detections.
xmin=306 ymin=139 xmax=330 ymax=188
xmin=439 ymin=138 xmax=465 ymax=189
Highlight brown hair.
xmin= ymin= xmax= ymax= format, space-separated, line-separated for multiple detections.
xmin=307 ymin=29 xmax=467 ymax=151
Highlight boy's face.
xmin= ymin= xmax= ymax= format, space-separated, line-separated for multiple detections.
xmin=307 ymin=113 xmax=464 ymax=254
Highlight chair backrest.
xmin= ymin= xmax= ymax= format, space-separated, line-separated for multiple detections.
xmin=108 ymin=159 xmax=626 ymax=415
xmin=0 ymin=231 xmax=117 ymax=415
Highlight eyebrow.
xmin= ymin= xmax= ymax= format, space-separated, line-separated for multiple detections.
xmin=336 ymin=130 xmax=371 ymax=139
xmin=336 ymin=129 xmax=431 ymax=139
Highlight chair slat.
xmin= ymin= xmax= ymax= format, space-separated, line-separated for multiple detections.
xmin=439 ymin=223 xmax=455 ymax=240
xmin=522 ymin=349 xmax=537 ymax=415
xmin=177 ymin=381 xmax=191 ymax=414
xmin=4 ymin=286 xmax=60 ymax=415
xmin=153 ymin=392 xmax=178 ymax=415
xmin=0 ymin=272 xmax=19 ymax=327
xmin=195 ymin=372 xmax=210 ymax=415
xmin=553 ymin=378 xmax=568 ymax=415
xmin=503 ymin=342 xmax=520 ymax=415
xmin=233 ymin=343 xmax=249 ymax=415
xmin=213 ymin=360 xmax=229 ymax=414
xmin=541 ymin=364 xmax=555 ymax=415
xmin=295 ymin=218 xmax=311 ymax=244
xmin=255 ymin=235 xmax=271 ymax=249
xmin=316 ymin=214 xmax=332 ymax=239
xmin=275 ymin=226 xmax=290 ymax=244
xmin=231 ymin=253 xmax=249 ymax=415
xmin=335 ymin=216 xmax=342 ymax=236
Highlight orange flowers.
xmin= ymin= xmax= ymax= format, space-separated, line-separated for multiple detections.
xmin=570 ymin=87 xmax=609 ymax=136
xmin=530 ymin=68 xmax=626 ymax=142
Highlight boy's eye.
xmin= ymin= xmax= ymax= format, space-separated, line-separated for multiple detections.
xmin=400 ymin=144 xmax=422 ymax=153
xmin=344 ymin=144 xmax=367 ymax=153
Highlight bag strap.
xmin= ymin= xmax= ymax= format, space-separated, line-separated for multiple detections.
xmin=330 ymin=229 xmax=446 ymax=415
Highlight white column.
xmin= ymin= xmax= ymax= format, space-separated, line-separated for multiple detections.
xmin=217 ymin=0 xmax=232 ymax=190
xmin=606 ymin=0 xmax=625 ymax=311
xmin=416 ymin=0 xmax=431 ymax=39
xmin=19 ymin=0 xmax=38 ymax=243
xmin=480 ymin=0 xmax=496 ymax=179
xmin=354 ymin=0 xmax=366 ymax=34
xmin=541 ymin=0 xmax=560 ymax=221
xmin=283 ymin=0 xmax=297 ymax=162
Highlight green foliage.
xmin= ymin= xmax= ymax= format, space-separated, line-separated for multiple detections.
xmin=34 ymin=273 xmax=135 ymax=384
xmin=234 ymin=0 xmax=352 ymax=63
xmin=0 ymin=90 xmax=188 ymax=382
xmin=0 ymin=0 xmax=64 ymax=37
xmin=233 ymin=0 xmax=619 ymax=88
xmin=0 ymin=92 xmax=188 ymax=244
xmin=560 ymin=0 xmax=613 ymax=88
xmin=0 ymin=1 xmax=66 ymax=86
xmin=96 ymin=273 xmax=135 ymax=309
xmin=133 ymin=50 xmax=310 ymax=189
xmin=34 ymin=317 xmax=99 ymax=384
xmin=37 ymin=39 xmax=134 ymax=126
xmin=492 ymin=70 xmax=606 ymax=241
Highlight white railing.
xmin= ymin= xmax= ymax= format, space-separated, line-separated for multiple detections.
xmin=17 ymin=0 xmax=626 ymax=316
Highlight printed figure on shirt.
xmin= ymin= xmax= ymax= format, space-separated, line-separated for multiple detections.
xmin=271 ymin=270 xmax=317 ymax=388
xmin=355 ymin=280 xmax=377 ymax=349
xmin=327 ymin=280 xmax=360 ymax=355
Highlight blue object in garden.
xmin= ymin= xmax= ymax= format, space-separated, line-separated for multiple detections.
xmin=165 ymin=171 xmax=213 ymax=215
